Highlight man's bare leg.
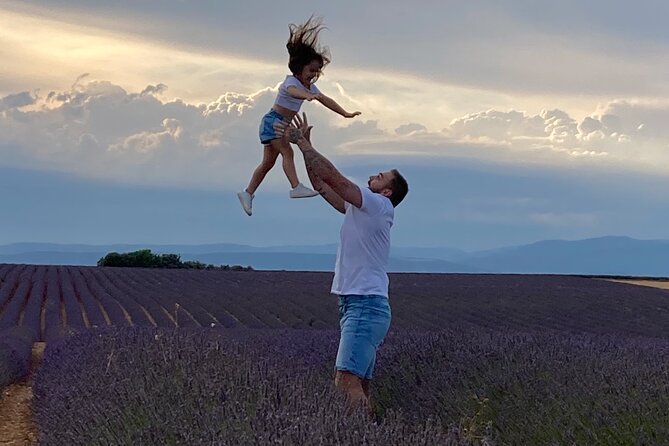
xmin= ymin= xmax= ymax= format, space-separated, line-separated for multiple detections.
xmin=361 ymin=379 xmax=371 ymax=400
xmin=334 ymin=370 xmax=370 ymax=415
xmin=361 ymin=379 xmax=375 ymax=417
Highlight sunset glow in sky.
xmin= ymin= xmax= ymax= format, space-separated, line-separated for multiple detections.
xmin=2 ymin=1 xmax=668 ymax=249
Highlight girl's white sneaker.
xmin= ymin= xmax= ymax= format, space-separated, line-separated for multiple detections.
xmin=237 ymin=191 xmax=254 ymax=215
xmin=289 ymin=183 xmax=319 ymax=198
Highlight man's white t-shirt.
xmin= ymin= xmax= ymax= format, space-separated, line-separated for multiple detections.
xmin=331 ymin=186 xmax=394 ymax=298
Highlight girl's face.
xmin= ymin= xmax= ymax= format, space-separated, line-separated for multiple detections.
xmin=297 ymin=59 xmax=323 ymax=86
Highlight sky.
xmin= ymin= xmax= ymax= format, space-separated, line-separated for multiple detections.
xmin=1 ymin=1 xmax=668 ymax=251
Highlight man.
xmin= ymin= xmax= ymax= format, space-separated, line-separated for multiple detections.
xmin=277 ymin=113 xmax=409 ymax=414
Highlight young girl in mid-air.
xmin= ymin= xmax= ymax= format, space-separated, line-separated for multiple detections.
xmin=237 ymin=16 xmax=361 ymax=216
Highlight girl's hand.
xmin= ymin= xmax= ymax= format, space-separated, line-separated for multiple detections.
xmin=307 ymin=93 xmax=320 ymax=101
xmin=345 ymin=111 xmax=361 ymax=118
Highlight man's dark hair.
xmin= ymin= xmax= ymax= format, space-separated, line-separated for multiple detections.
xmin=389 ymin=169 xmax=409 ymax=207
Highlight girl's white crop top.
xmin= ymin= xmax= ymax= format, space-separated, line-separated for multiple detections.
xmin=274 ymin=75 xmax=321 ymax=112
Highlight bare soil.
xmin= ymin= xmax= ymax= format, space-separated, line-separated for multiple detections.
xmin=0 ymin=342 xmax=45 ymax=446
xmin=606 ymin=279 xmax=669 ymax=290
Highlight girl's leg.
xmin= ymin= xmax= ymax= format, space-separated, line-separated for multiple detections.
xmin=271 ymin=138 xmax=299 ymax=188
xmin=245 ymin=144 xmax=280 ymax=195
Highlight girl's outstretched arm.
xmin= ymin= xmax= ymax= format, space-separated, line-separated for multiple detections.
xmin=316 ymin=94 xmax=361 ymax=118
xmin=286 ymin=86 xmax=318 ymax=101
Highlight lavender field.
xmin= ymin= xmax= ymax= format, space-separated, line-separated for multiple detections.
xmin=1 ymin=263 xmax=669 ymax=444
xmin=2 ymin=264 xmax=669 ymax=338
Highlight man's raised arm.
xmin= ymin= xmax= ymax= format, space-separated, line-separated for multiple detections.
xmin=284 ymin=114 xmax=362 ymax=209
xmin=304 ymin=163 xmax=346 ymax=214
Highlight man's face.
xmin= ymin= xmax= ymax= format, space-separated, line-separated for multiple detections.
xmin=368 ymin=170 xmax=394 ymax=198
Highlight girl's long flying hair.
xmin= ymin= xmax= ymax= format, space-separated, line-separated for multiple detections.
xmin=286 ymin=15 xmax=331 ymax=78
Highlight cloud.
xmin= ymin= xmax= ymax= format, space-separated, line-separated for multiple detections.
xmin=140 ymin=83 xmax=168 ymax=96
xmin=0 ymin=77 xmax=385 ymax=190
xmin=12 ymin=2 xmax=664 ymax=143
xmin=395 ymin=123 xmax=427 ymax=135
xmin=448 ymin=109 xmax=547 ymax=141
xmin=529 ymin=212 xmax=597 ymax=227
xmin=441 ymin=103 xmax=669 ymax=164
xmin=335 ymin=99 xmax=669 ymax=175
xmin=592 ymin=99 xmax=669 ymax=139
xmin=0 ymin=6 xmax=282 ymax=107
xmin=439 ymin=210 xmax=597 ymax=227
xmin=0 ymin=91 xmax=36 ymax=111
xmin=2 ymin=76 xmax=669 ymax=195
xmin=0 ymin=79 xmax=274 ymax=188
xmin=435 ymin=194 xmax=597 ymax=227
xmin=108 ymin=118 xmax=184 ymax=154
xmin=202 ymin=90 xmax=267 ymax=116
xmin=7 ymin=1 xmax=669 ymax=98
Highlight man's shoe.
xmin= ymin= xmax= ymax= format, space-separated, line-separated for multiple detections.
xmin=289 ymin=183 xmax=319 ymax=199
xmin=237 ymin=191 xmax=254 ymax=216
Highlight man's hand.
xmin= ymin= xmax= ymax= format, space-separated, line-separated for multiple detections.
xmin=344 ymin=111 xmax=361 ymax=118
xmin=273 ymin=113 xmax=313 ymax=145
xmin=292 ymin=113 xmax=313 ymax=143
xmin=279 ymin=112 xmax=362 ymax=209
xmin=272 ymin=120 xmax=298 ymax=143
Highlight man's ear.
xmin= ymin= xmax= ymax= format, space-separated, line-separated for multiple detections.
xmin=381 ymin=188 xmax=393 ymax=198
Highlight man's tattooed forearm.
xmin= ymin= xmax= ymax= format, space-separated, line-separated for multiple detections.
xmin=305 ymin=163 xmax=325 ymax=194
xmin=303 ymin=150 xmax=335 ymax=178
xmin=303 ymin=149 xmax=348 ymax=190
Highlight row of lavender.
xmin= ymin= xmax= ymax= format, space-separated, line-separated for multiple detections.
xmin=33 ymin=326 xmax=669 ymax=445
xmin=0 ymin=326 xmax=37 ymax=392
xmin=0 ymin=266 xmax=59 ymax=395
xmin=0 ymin=264 xmax=339 ymax=339
xmin=3 ymin=264 xmax=669 ymax=340
xmin=3 ymin=263 xmax=669 ymax=401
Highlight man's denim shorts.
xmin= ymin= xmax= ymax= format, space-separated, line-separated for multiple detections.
xmin=259 ymin=109 xmax=288 ymax=144
xmin=335 ymin=294 xmax=392 ymax=380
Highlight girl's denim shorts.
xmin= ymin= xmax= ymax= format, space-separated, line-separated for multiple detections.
xmin=259 ymin=109 xmax=288 ymax=144
xmin=335 ymin=294 xmax=392 ymax=380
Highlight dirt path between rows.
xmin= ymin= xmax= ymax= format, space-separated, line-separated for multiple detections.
xmin=0 ymin=342 xmax=45 ymax=446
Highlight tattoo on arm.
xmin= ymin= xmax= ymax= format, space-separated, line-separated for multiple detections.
xmin=305 ymin=163 xmax=345 ymax=214
xmin=301 ymin=145 xmax=362 ymax=207
xmin=302 ymin=149 xmax=339 ymax=180
xmin=287 ymin=127 xmax=303 ymax=144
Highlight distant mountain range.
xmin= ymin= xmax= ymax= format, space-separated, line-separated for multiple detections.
xmin=0 ymin=236 xmax=667 ymax=276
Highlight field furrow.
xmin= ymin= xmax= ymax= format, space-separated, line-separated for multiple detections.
xmin=0 ymin=264 xmax=27 ymax=318
xmin=70 ymin=267 xmax=112 ymax=327
xmin=21 ymin=267 xmax=46 ymax=335
xmin=0 ymin=265 xmax=667 ymax=340
xmin=0 ymin=266 xmax=36 ymax=330
xmin=59 ymin=267 xmax=87 ymax=330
